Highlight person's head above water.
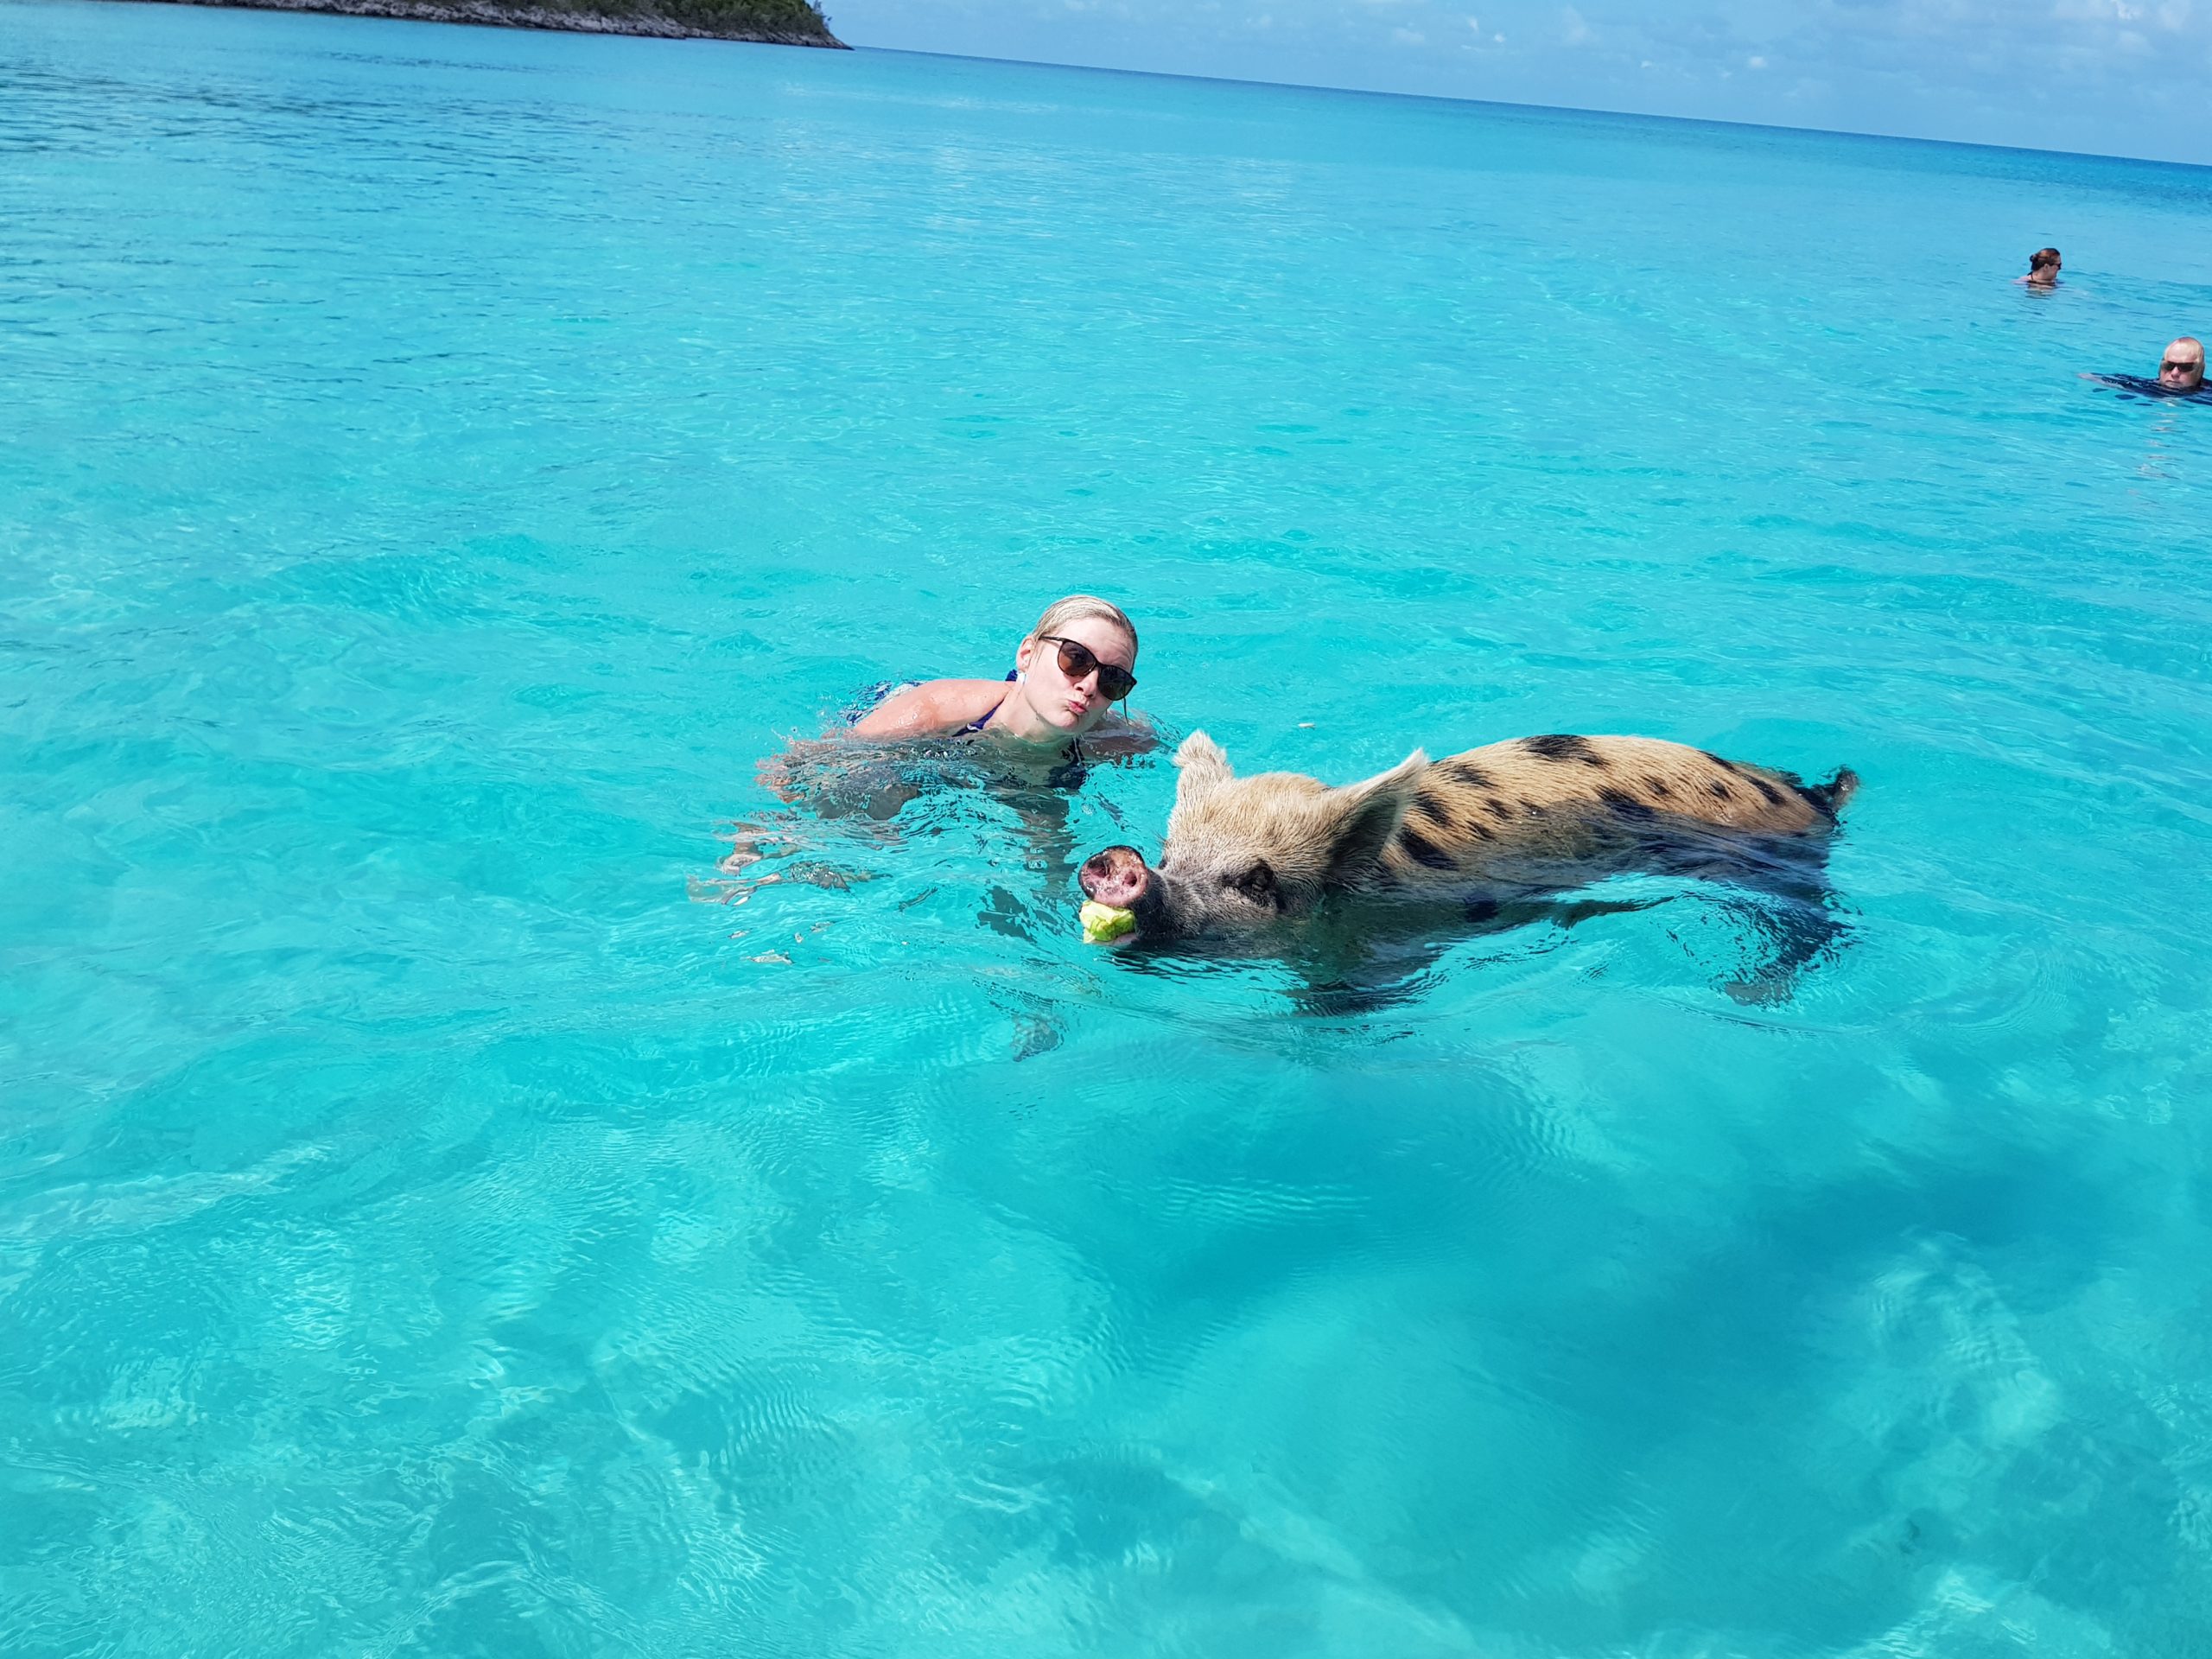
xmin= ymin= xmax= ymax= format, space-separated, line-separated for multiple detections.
xmin=835 ymin=591 xmax=1145 ymax=754
xmin=1008 ymin=594 xmax=1139 ymax=741
xmin=2159 ymin=336 xmax=2205 ymax=394
xmin=2026 ymin=247 xmax=2061 ymax=285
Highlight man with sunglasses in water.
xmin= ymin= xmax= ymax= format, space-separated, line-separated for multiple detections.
xmin=2088 ymin=335 xmax=2208 ymax=401
xmin=2158 ymin=336 xmax=2205 ymax=394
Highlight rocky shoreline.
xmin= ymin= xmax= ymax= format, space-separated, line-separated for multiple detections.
xmin=134 ymin=0 xmax=850 ymax=48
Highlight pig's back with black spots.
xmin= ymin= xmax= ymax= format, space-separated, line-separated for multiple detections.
xmin=1376 ymin=734 xmax=1857 ymax=888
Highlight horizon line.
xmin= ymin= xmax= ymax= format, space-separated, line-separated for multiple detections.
xmin=847 ymin=40 xmax=2211 ymax=175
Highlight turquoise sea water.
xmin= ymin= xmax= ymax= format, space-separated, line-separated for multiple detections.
xmin=6 ymin=3 xmax=2212 ymax=1652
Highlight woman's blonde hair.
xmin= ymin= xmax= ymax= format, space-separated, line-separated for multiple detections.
xmin=1028 ymin=594 xmax=1137 ymax=657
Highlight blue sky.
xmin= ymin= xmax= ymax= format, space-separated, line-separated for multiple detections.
xmin=827 ymin=0 xmax=2211 ymax=164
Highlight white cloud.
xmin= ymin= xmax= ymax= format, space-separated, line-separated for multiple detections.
xmin=2046 ymin=0 xmax=2196 ymax=20
xmin=1561 ymin=5 xmax=1592 ymax=46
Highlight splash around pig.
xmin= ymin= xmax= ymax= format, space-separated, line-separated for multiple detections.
xmin=1079 ymin=729 xmax=1858 ymax=946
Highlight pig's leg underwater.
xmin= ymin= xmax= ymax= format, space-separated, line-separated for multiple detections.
xmin=1283 ymin=893 xmax=1667 ymax=1015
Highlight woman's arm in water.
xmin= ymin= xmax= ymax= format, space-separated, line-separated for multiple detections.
xmin=757 ymin=678 xmax=1006 ymax=808
xmin=848 ymin=677 xmax=1008 ymax=739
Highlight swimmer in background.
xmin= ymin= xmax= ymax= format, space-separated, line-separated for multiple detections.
xmin=2085 ymin=336 xmax=2208 ymax=402
xmin=2023 ymin=247 xmax=2061 ymax=287
xmin=2158 ymin=336 xmax=2205 ymax=393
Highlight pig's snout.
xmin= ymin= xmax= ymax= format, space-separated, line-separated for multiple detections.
xmin=1079 ymin=845 xmax=1152 ymax=910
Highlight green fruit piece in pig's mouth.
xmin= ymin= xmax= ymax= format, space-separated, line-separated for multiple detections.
xmin=1079 ymin=900 xmax=1135 ymax=944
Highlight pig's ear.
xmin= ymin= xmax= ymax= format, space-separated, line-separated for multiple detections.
xmin=1325 ymin=750 xmax=1428 ymax=882
xmin=1173 ymin=731 xmax=1233 ymax=798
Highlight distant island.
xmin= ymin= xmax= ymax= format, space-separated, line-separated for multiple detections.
xmin=137 ymin=0 xmax=849 ymax=48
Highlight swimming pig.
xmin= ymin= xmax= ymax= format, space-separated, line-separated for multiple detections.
xmin=1079 ymin=730 xmax=1858 ymax=945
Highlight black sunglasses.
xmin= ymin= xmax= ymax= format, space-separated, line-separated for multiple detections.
xmin=1037 ymin=633 xmax=1136 ymax=701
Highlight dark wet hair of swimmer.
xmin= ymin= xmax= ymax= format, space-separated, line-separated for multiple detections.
xmin=2160 ymin=336 xmax=2205 ymax=394
xmin=2027 ymin=247 xmax=2061 ymax=284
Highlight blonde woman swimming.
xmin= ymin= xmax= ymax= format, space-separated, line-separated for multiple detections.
xmin=749 ymin=594 xmax=1154 ymax=832
xmin=849 ymin=594 xmax=1145 ymax=767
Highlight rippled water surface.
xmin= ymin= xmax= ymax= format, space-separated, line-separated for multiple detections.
xmin=6 ymin=3 xmax=2212 ymax=1653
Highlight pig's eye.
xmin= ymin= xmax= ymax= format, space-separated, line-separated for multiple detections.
xmin=1226 ymin=861 xmax=1278 ymax=907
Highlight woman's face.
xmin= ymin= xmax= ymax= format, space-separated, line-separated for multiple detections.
xmin=1016 ymin=616 xmax=1137 ymax=737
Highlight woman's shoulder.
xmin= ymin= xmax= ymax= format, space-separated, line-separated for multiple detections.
xmin=848 ymin=677 xmax=1007 ymax=738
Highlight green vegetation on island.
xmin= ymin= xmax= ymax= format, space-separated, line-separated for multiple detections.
xmin=143 ymin=0 xmax=849 ymax=48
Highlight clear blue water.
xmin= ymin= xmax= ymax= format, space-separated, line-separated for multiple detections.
xmin=6 ymin=3 xmax=2212 ymax=1652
